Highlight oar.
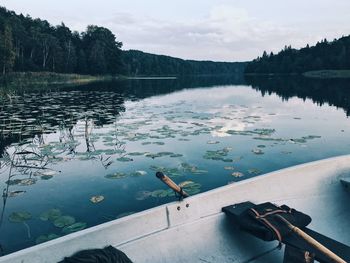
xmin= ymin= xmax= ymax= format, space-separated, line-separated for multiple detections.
xmin=276 ymin=215 xmax=346 ymax=263
xmin=155 ymin=172 xmax=189 ymax=198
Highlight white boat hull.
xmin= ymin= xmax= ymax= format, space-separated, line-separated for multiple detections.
xmin=1 ymin=155 xmax=350 ymax=262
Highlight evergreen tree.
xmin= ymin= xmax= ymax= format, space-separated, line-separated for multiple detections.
xmin=0 ymin=24 xmax=15 ymax=74
xmin=245 ymin=36 xmax=350 ymax=74
xmin=0 ymin=6 xmax=246 ymax=76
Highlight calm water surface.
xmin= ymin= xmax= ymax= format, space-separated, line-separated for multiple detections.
xmin=1 ymin=76 xmax=350 ymax=255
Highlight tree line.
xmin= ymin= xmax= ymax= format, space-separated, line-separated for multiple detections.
xmin=0 ymin=7 xmax=124 ymax=75
xmin=123 ymin=50 xmax=246 ymax=76
xmin=245 ymin=36 xmax=350 ymax=74
xmin=0 ymin=6 xmax=245 ymax=76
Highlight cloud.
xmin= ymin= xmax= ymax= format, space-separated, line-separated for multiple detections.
xmin=100 ymin=5 xmax=302 ymax=61
xmin=73 ymin=4 xmax=350 ymax=61
xmin=3 ymin=0 xmax=350 ymax=61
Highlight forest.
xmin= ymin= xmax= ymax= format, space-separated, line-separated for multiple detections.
xmin=245 ymin=35 xmax=350 ymax=74
xmin=123 ymin=50 xmax=246 ymax=76
xmin=0 ymin=7 xmax=244 ymax=76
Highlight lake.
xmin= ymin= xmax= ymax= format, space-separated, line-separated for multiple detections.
xmin=1 ymin=75 xmax=350 ymax=255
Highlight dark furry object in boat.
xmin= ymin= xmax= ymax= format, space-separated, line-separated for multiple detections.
xmin=58 ymin=245 xmax=132 ymax=263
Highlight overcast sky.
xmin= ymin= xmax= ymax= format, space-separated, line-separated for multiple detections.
xmin=2 ymin=0 xmax=350 ymax=62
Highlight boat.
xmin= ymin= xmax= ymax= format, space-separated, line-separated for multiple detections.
xmin=1 ymin=155 xmax=350 ymax=262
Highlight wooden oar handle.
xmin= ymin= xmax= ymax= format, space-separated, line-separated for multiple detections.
xmin=156 ymin=172 xmax=189 ymax=198
xmin=276 ymin=215 xmax=346 ymax=263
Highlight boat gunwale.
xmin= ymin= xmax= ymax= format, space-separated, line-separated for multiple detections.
xmin=1 ymin=154 xmax=350 ymax=261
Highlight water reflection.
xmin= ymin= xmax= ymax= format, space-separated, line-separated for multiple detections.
xmin=1 ymin=75 xmax=350 ymax=256
xmin=246 ymin=75 xmax=350 ymax=116
xmin=0 ymin=75 xmax=244 ymax=156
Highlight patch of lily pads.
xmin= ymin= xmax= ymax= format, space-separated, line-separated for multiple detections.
xmin=37 ymin=208 xmax=87 ymax=242
xmin=180 ymin=162 xmax=208 ymax=175
xmin=203 ymin=147 xmax=233 ymax=162
xmin=40 ymin=208 xmax=62 ymax=221
xmin=53 ymin=216 xmax=76 ymax=227
xmin=9 ymin=211 xmax=32 ymax=223
xmin=6 ymin=178 xmax=37 ymax=186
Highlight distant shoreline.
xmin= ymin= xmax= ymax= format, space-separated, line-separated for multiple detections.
xmin=126 ymin=76 xmax=177 ymax=80
xmin=302 ymin=70 xmax=350 ymax=79
xmin=0 ymin=72 xmax=117 ymax=89
xmin=0 ymin=72 xmax=182 ymax=91
xmin=245 ymin=70 xmax=350 ymax=79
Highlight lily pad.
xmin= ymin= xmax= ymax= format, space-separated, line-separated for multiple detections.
xmin=53 ymin=215 xmax=76 ymax=228
xmin=179 ymin=181 xmax=202 ymax=195
xmin=151 ymin=189 xmax=166 ymax=198
xmin=192 ymin=169 xmax=208 ymax=175
xmin=252 ymin=149 xmax=264 ymax=155
xmin=62 ymin=222 xmax=87 ymax=234
xmin=41 ymin=175 xmax=53 ymax=180
xmin=144 ymin=153 xmax=161 ymax=159
xmin=18 ymin=178 xmax=37 ymax=186
xmin=130 ymin=170 xmax=147 ymax=177
xmin=117 ymin=157 xmax=133 ymax=162
xmin=153 ymin=142 xmax=165 ymax=145
xmin=8 ymin=190 xmax=26 ymax=197
xmin=135 ymin=191 xmax=152 ymax=200
xmin=105 ymin=172 xmax=127 ymax=179
xmin=90 ymin=195 xmax=105 ymax=203
xmin=252 ymin=128 xmax=275 ymax=136
xmin=35 ymin=170 xmax=58 ymax=176
xmin=157 ymin=152 xmax=173 ymax=157
xmin=203 ymin=148 xmax=232 ymax=162
xmin=179 ymin=181 xmax=195 ymax=187
xmin=40 ymin=209 xmax=62 ymax=221
xmin=303 ymin=135 xmax=321 ymax=140
xmin=290 ymin=138 xmax=307 ymax=143
xmin=170 ymin=153 xmax=183 ymax=158
xmin=248 ymin=168 xmax=261 ymax=175
xmin=5 ymin=179 xmax=22 ymax=185
xmin=9 ymin=211 xmax=32 ymax=223
xmin=232 ymin=172 xmax=244 ymax=178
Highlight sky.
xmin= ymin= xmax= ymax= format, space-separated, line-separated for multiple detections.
xmin=1 ymin=0 xmax=350 ymax=62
